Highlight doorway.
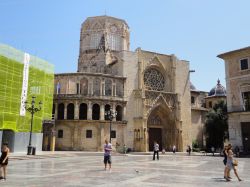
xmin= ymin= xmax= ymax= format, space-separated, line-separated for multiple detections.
xmin=241 ymin=122 xmax=250 ymax=153
xmin=148 ymin=128 xmax=162 ymax=151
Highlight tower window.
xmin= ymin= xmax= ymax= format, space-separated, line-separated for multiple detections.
xmin=240 ymin=58 xmax=248 ymax=70
xmin=191 ymin=96 xmax=195 ymax=104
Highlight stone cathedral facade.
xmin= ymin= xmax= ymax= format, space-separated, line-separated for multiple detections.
xmin=53 ymin=16 xmax=193 ymax=152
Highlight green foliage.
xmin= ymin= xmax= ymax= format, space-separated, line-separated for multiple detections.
xmin=192 ymin=139 xmax=199 ymax=148
xmin=205 ymin=100 xmax=228 ymax=149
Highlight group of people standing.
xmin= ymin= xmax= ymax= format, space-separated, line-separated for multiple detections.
xmin=223 ymin=144 xmax=242 ymax=182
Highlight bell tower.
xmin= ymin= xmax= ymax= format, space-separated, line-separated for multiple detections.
xmin=77 ymin=16 xmax=130 ymax=73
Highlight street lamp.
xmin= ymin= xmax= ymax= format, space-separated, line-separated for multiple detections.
xmin=25 ymin=96 xmax=42 ymax=155
xmin=105 ymin=108 xmax=117 ymax=143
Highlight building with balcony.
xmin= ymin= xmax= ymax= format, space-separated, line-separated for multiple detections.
xmin=190 ymin=83 xmax=208 ymax=148
xmin=53 ymin=16 xmax=193 ymax=152
xmin=218 ymin=46 xmax=250 ymax=153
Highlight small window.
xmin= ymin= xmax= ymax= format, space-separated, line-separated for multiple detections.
xmin=111 ymin=130 xmax=116 ymax=138
xmin=242 ymin=92 xmax=250 ymax=111
xmin=191 ymin=96 xmax=195 ymax=104
xmin=86 ymin=130 xmax=92 ymax=138
xmin=240 ymin=58 xmax=248 ymax=70
xmin=58 ymin=130 xmax=63 ymax=138
xmin=76 ymin=83 xmax=80 ymax=94
xmin=209 ymin=101 xmax=212 ymax=108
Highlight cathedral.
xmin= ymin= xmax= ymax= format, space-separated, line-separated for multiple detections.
xmin=52 ymin=16 xmax=193 ymax=152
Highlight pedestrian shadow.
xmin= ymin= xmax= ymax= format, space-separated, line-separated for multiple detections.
xmin=212 ymin=177 xmax=227 ymax=182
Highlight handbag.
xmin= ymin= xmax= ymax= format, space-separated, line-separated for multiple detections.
xmin=233 ymin=159 xmax=238 ymax=166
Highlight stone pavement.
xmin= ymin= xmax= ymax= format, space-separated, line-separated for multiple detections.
xmin=1 ymin=152 xmax=250 ymax=187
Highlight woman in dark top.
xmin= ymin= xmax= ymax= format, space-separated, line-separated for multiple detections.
xmin=0 ymin=143 xmax=9 ymax=180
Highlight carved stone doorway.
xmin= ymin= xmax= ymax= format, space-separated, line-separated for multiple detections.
xmin=147 ymin=103 xmax=176 ymax=152
xmin=148 ymin=128 xmax=162 ymax=151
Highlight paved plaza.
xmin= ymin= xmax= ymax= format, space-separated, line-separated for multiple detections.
xmin=1 ymin=152 xmax=250 ymax=187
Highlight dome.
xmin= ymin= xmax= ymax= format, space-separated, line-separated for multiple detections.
xmin=208 ymin=79 xmax=226 ymax=97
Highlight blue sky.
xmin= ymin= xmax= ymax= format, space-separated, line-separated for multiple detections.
xmin=1 ymin=0 xmax=250 ymax=91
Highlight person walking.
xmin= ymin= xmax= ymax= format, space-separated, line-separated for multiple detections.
xmin=103 ymin=140 xmax=112 ymax=171
xmin=223 ymin=145 xmax=230 ymax=179
xmin=0 ymin=143 xmax=9 ymax=180
xmin=225 ymin=144 xmax=242 ymax=182
xmin=211 ymin=146 xmax=215 ymax=156
xmin=153 ymin=141 xmax=159 ymax=160
xmin=187 ymin=145 xmax=191 ymax=156
xmin=172 ymin=145 xmax=176 ymax=154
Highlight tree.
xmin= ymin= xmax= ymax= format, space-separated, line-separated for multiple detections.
xmin=205 ymin=100 xmax=228 ymax=149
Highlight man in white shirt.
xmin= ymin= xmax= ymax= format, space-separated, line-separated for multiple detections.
xmin=153 ymin=141 xmax=159 ymax=160
xmin=104 ymin=140 xmax=112 ymax=170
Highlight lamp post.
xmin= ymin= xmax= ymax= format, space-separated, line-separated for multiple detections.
xmin=105 ymin=108 xmax=117 ymax=143
xmin=25 ymin=96 xmax=42 ymax=155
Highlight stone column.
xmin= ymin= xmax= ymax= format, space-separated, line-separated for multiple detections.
xmin=113 ymin=103 xmax=116 ymax=122
xmin=91 ymin=79 xmax=94 ymax=95
xmin=87 ymin=101 xmax=92 ymax=120
xmin=111 ymin=82 xmax=114 ymax=96
xmin=102 ymin=81 xmax=105 ymax=96
xmin=122 ymin=105 xmax=126 ymax=121
xmin=98 ymin=124 xmax=105 ymax=151
xmin=100 ymin=104 xmax=105 ymax=120
xmin=74 ymin=101 xmax=79 ymax=120
xmin=64 ymin=103 xmax=67 ymax=120
xmin=112 ymin=84 xmax=116 ymax=96
xmin=100 ymin=80 xmax=102 ymax=96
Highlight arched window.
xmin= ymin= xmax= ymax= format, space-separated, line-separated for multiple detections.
xmin=105 ymin=79 xmax=112 ymax=96
xmin=116 ymin=81 xmax=123 ymax=97
xmin=92 ymin=104 xmax=100 ymax=120
xmin=191 ymin=96 xmax=195 ymax=104
xmin=144 ymin=68 xmax=165 ymax=91
xmin=67 ymin=103 xmax=74 ymax=120
xmin=57 ymin=103 xmax=64 ymax=120
xmin=105 ymin=104 xmax=111 ymax=120
xmin=93 ymin=78 xmax=101 ymax=96
xmin=116 ymin=105 xmax=123 ymax=121
xmin=79 ymin=103 xmax=88 ymax=120
xmin=80 ymin=78 xmax=88 ymax=95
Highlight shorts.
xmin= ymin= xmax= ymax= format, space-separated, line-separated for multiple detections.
xmin=104 ymin=155 xmax=111 ymax=164
xmin=226 ymin=159 xmax=233 ymax=170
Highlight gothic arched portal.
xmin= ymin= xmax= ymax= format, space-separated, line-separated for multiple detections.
xmin=147 ymin=104 xmax=177 ymax=152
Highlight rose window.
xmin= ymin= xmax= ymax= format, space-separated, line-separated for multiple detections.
xmin=144 ymin=68 xmax=165 ymax=91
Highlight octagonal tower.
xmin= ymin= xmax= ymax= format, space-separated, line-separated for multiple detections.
xmin=78 ymin=16 xmax=130 ymax=72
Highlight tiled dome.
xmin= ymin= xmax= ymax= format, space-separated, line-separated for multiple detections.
xmin=208 ymin=79 xmax=226 ymax=96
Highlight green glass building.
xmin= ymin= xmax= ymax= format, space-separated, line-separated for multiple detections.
xmin=0 ymin=43 xmax=54 ymax=152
